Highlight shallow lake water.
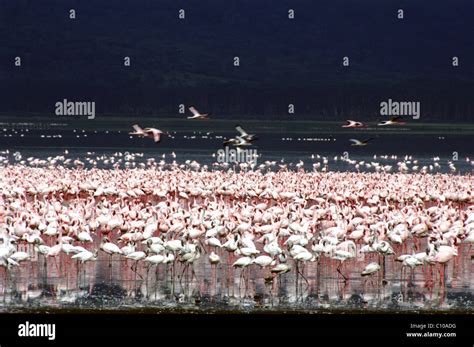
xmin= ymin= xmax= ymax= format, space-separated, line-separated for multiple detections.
xmin=1 ymin=236 xmax=474 ymax=313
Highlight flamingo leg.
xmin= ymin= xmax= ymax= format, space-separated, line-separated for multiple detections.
xmin=298 ymin=263 xmax=309 ymax=288
xmin=336 ymin=262 xmax=347 ymax=283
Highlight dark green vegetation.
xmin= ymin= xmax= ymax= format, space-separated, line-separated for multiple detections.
xmin=1 ymin=0 xmax=473 ymax=121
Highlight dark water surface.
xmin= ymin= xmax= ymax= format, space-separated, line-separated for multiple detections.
xmin=0 ymin=128 xmax=472 ymax=174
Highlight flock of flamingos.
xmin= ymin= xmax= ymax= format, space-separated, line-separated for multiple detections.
xmin=0 ymin=106 xmax=474 ymax=305
xmin=0 ymin=146 xmax=472 ymax=308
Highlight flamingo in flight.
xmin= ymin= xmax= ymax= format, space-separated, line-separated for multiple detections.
xmin=223 ymin=125 xmax=257 ymax=147
xmin=129 ymin=124 xmax=165 ymax=143
xmin=349 ymin=138 xmax=373 ymax=146
xmin=235 ymin=125 xmax=257 ymax=141
xmin=378 ymin=116 xmax=406 ymax=126
xmin=187 ymin=106 xmax=209 ymax=120
xmin=342 ymin=120 xmax=366 ymax=128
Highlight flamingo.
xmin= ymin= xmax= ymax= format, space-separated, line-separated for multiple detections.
xmin=350 ymin=138 xmax=373 ymax=146
xmin=342 ymin=120 xmax=366 ymax=128
xmin=187 ymin=106 xmax=209 ymax=120
xmin=378 ymin=116 xmax=406 ymax=126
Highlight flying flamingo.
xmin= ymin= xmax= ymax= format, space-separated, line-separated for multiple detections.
xmin=187 ymin=106 xmax=209 ymax=120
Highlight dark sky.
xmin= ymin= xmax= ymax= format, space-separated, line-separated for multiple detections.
xmin=0 ymin=0 xmax=473 ymax=119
